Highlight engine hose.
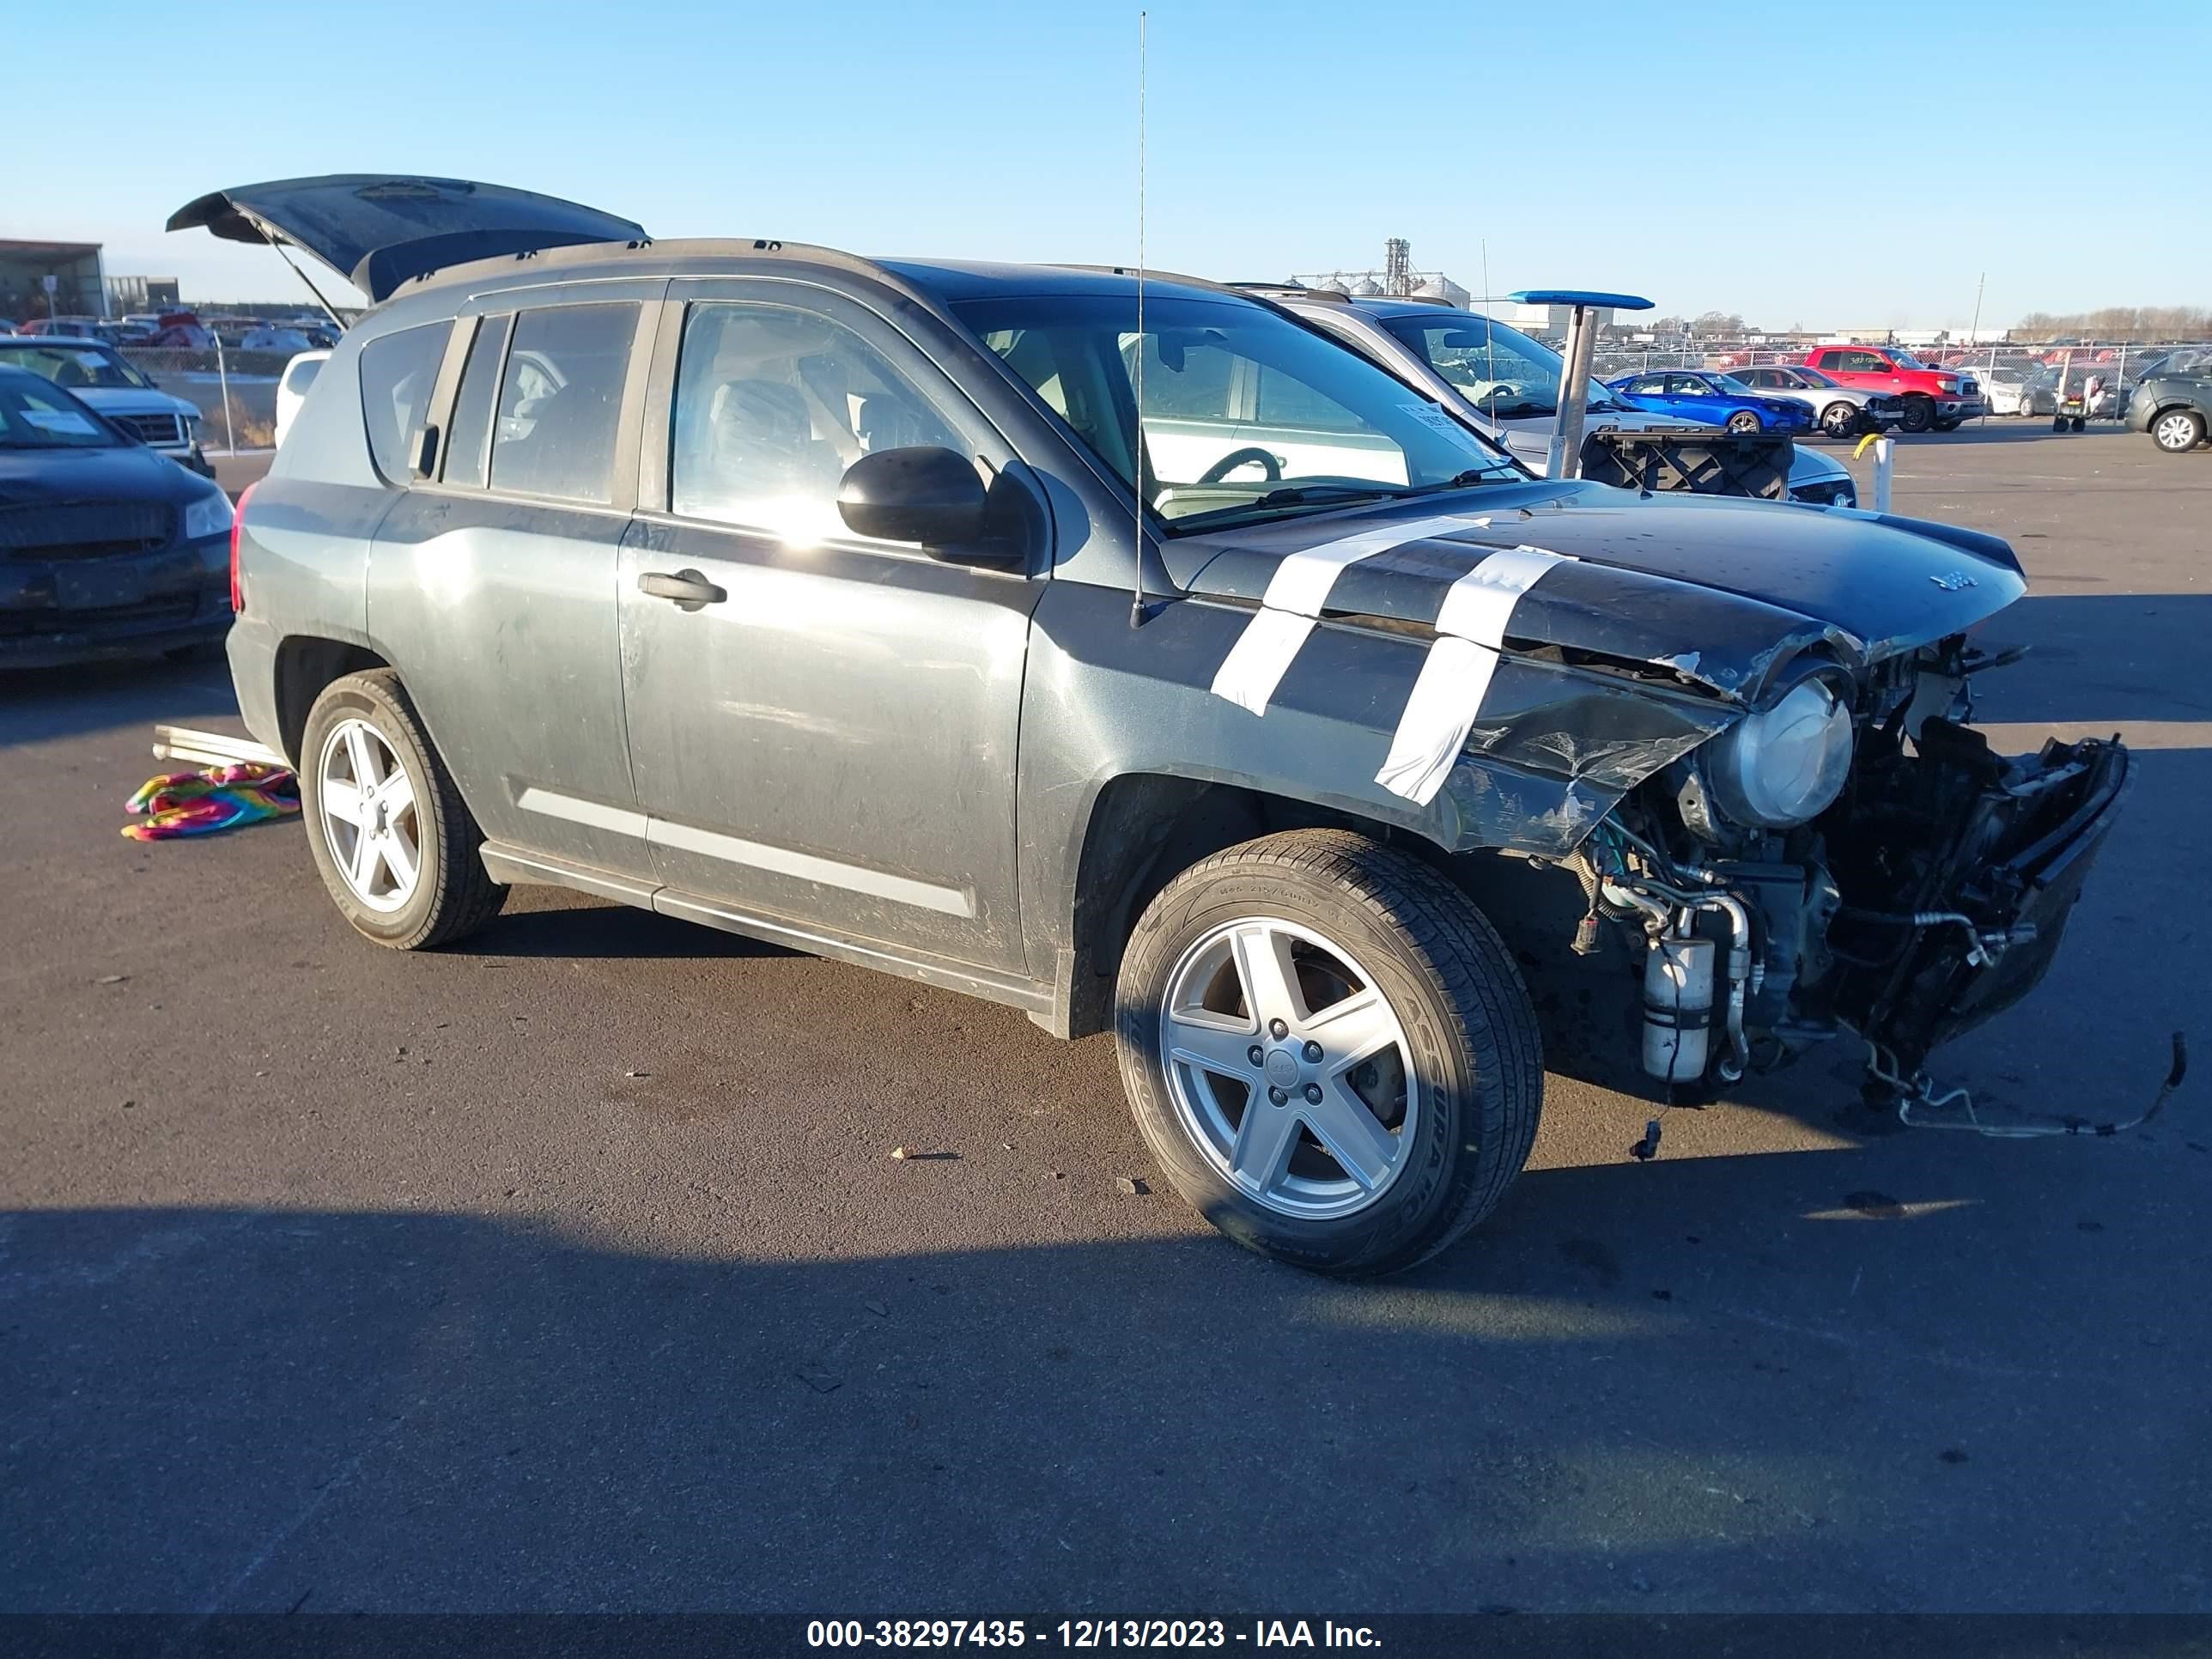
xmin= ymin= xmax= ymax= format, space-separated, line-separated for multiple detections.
xmin=1564 ymin=849 xmax=1644 ymax=922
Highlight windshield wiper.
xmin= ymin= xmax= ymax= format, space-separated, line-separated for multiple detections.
xmin=1483 ymin=401 xmax=1553 ymax=420
xmin=1401 ymin=467 xmax=1514 ymax=497
xmin=1166 ymin=483 xmax=1412 ymax=532
xmin=1246 ymin=483 xmax=1409 ymax=509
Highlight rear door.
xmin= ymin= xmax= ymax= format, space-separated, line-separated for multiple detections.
xmin=368 ymin=280 xmax=664 ymax=880
xmin=617 ymin=280 xmax=1045 ymax=971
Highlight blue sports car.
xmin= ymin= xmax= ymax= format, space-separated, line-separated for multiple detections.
xmin=1604 ymin=368 xmax=1814 ymax=434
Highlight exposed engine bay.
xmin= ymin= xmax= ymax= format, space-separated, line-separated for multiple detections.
xmin=1553 ymin=634 xmax=2131 ymax=1095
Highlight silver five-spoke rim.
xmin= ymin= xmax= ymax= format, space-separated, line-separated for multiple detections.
xmin=2154 ymin=413 xmax=2197 ymax=450
xmin=1158 ymin=917 xmax=1418 ymax=1221
xmin=317 ymin=718 xmax=422 ymax=913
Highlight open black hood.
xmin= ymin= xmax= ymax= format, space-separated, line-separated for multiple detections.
xmin=167 ymin=175 xmax=647 ymax=303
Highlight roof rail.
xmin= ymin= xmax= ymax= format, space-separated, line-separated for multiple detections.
xmin=1231 ymin=281 xmax=1352 ymax=302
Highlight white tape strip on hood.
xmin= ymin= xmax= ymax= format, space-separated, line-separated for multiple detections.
xmin=1374 ymin=545 xmax=1573 ymax=806
xmin=1208 ymin=514 xmax=1492 ymax=716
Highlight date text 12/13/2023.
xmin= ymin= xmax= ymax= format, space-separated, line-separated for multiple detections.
xmin=805 ymin=1620 xmax=1382 ymax=1648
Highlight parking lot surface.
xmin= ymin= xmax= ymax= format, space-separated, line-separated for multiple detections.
xmin=4 ymin=428 xmax=2208 ymax=1614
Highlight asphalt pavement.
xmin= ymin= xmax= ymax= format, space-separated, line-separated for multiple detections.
xmin=3 ymin=426 xmax=2208 ymax=1615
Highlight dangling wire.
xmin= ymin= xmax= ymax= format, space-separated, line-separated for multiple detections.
xmin=1871 ymin=1033 xmax=2187 ymax=1139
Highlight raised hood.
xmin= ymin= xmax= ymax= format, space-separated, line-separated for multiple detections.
xmin=1165 ymin=483 xmax=2026 ymax=701
xmin=167 ymin=176 xmax=647 ymax=303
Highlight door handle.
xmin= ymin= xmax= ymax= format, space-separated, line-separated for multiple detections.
xmin=638 ymin=568 xmax=726 ymax=611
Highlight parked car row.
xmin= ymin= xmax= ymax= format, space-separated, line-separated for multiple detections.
xmin=141 ymin=172 xmax=2129 ymax=1277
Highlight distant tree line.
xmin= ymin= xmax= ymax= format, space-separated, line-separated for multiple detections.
xmin=2014 ymin=306 xmax=2212 ymax=342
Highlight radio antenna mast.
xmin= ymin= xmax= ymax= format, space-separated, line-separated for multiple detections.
xmin=1130 ymin=8 xmax=1152 ymax=629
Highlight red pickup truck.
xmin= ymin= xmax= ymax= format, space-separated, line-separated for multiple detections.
xmin=1800 ymin=345 xmax=1986 ymax=433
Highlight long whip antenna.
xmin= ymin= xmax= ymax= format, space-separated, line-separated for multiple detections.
xmin=1481 ymin=236 xmax=1496 ymax=404
xmin=1129 ymin=8 xmax=1150 ymax=629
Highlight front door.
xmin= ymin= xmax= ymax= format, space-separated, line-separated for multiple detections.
xmin=617 ymin=283 xmax=1045 ymax=972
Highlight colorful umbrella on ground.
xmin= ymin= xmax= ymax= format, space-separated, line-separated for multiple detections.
xmin=122 ymin=763 xmax=300 ymax=841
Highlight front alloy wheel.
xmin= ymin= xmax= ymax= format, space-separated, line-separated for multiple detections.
xmin=2152 ymin=410 xmax=2205 ymax=453
xmin=1116 ymin=830 xmax=1543 ymax=1276
xmin=1159 ymin=916 xmax=1419 ymax=1220
xmin=1820 ymin=402 xmax=1858 ymax=439
xmin=1725 ymin=410 xmax=1762 ymax=434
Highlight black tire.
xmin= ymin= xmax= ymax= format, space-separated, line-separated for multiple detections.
xmin=1724 ymin=410 xmax=1762 ymax=434
xmin=1114 ymin=829 xmax=1543 ymax=1277
xmin=2151 ymin=409 xmax=2206 ymax=453
xmin=299 ymin=669 xmax=507 ymax=951
xmin=2070 ymin=416 xmax=2086 ymax=433
xmin=1899 ymin=396 xmax=1936 ymax=433
xmin=1933 ymin=418 xmax=1962 ymax=432
xmin=1819 ymin=402 xmax=1859 ymax=440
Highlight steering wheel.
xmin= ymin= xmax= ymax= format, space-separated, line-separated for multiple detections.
xmin=1196 ymin=447 xmax=1282 ymax=484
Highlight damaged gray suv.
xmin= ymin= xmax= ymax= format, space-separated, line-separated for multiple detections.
xmin=180 ymin=176 xmax=2128 ymax=1275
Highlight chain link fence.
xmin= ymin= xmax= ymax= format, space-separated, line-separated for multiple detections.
xmin=121 ymin=344 xmax=282 ymax=452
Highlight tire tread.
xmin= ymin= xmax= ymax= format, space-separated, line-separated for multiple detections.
xmin=1123 ymin=828 xmax=1543 ymax=1276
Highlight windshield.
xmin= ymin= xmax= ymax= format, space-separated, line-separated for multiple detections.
xmin=1711 ymin=373 xmax=1759 ymax=395
xmin=1888 ymin=349 xmax=1929 ymax=369
xmin=0 ymin=377 xmax=119 ymax=448
xmin=1382 ymin=313 xmax=1614 ymax=420
xmin=954 ymin=294 xmax=1521 ymax=532
xmin=0 ymin=342 xmax=155 ymax=392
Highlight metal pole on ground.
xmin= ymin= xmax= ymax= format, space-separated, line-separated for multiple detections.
xmin=214 ymin=331 xmax=234 ymax=456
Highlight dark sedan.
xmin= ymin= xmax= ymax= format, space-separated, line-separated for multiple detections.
xmin=0 ymin=367 xmax=235 ymax=667
xmin=2126 ymin=359 xmax=2211 ymax=453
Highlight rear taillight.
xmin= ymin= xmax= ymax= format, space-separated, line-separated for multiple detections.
xmin=229 ymin=479 xmax=258 ymax=613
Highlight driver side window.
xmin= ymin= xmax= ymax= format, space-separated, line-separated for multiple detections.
xmin=670 ymin=301 xmax=965 ymax=539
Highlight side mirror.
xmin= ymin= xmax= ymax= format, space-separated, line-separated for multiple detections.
xmin=836 ymin=446 xmax=991 ymax=552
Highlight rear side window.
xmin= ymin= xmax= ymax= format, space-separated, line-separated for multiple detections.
xmin=441 ymin=314 xmax=512 ymax=491
xmin=357 ymin=322 xmax=449 ymax=483
xmin=487 ymin=303 xmax=639 ymax=504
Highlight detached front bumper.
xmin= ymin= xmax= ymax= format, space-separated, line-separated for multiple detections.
xmin=1822 ymin=721 xmax=2130 ymax=1073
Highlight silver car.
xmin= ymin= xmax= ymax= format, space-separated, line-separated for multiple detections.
xmin=1266 ymin=295 xmax=1861 ymax=505
xmin=1729 ymin=364 xmax=1905 ymax=439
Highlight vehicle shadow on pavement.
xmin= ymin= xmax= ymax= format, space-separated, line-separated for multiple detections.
xmin=0 ymin=653 xmax=240 ymax=753
xmin=453 ymin=891 xmax=797 ymax=962
xmin=6 ymin=1167 xmax=2205 ymax=1614
xmin=1889 ymin=422 xmax=2129 ymax=448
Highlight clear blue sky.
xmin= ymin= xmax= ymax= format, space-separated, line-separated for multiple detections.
xmin=9 ymin=0 xmax=2206 ymax=327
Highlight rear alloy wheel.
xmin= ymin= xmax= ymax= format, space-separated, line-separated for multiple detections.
xmin=2152 ymin=410 xmax=2205 ymax=453
xmin=300 ymin=670 xmax=507 ymax=950
xmin=1820 ymin=402 xmax=1859 ymax=439
xmin=1899 ymin=396 xmax=1936 ymax=433
xmin=1115 ymin=830 xmax=1542 ymax=1277
xmin=1725 ymin=410 xmax=1763 ymax=434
